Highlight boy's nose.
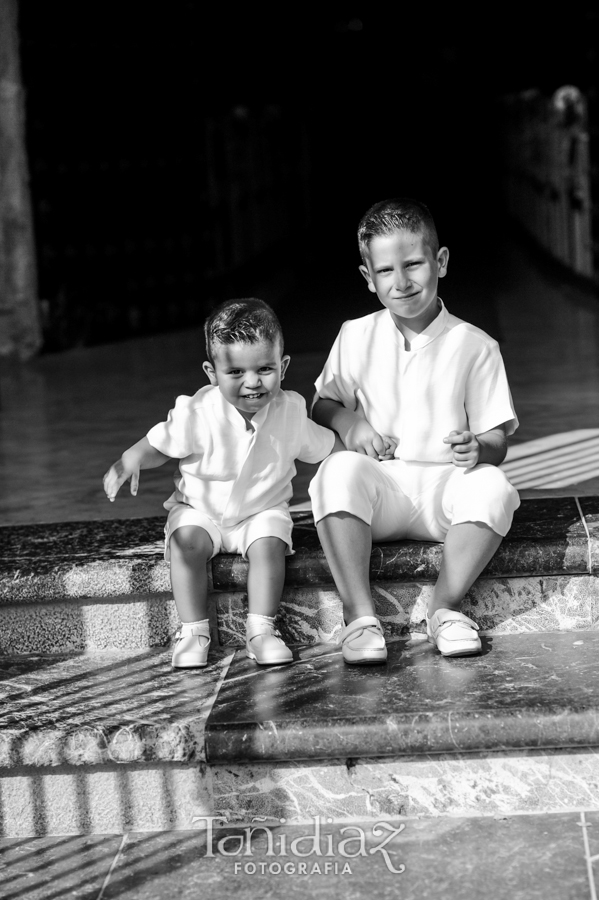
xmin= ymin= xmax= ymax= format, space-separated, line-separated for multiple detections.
xmin=394 ymin=271 xmax=412 ymax=292
xmin=246 ymin=372 xmax=262 ymax=388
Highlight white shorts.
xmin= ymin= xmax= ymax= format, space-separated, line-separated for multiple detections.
xmin=309 ymin=453 xmax=520 ymax=542
xmin=163 ymin=502 xmax=294 ymax=561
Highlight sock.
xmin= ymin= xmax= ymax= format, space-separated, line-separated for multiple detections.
xmin=180 ymin=618 xmax=209 ymax=634
xmin=246 ymin=613 xmax=275 ymax=628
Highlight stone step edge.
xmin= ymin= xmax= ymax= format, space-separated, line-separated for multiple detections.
xmin=2 ymin=572 xmax=598 ymax=656
xmin=3 ymin=634 xmax=599 ymax=771
xmin=3 ymin=690 xmax=598 ymax=771
xmin=0 ymin=536 xmax=593 ymax=605
xmin=204 ymin=707 xmax=599 ymax=764
xmin=5 ymin=749 xmax=599 ymax=837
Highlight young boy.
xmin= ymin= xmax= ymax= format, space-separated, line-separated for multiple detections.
xmin=103 ymin=298 xmax=336 ymax=668
xmin=309 ymin=198 xmax=520 ymax=663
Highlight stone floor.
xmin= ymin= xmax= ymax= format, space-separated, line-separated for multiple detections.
xmin=1 ymin=811 xmax=598 ymax=899
xmin=2 ymin=238 xmax=599 ymax=526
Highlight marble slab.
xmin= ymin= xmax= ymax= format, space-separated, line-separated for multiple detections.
xmin=0 ymin=499 xmax=594 ymax=607
xmin=205 ymin=632 xmax=599 ymax=763
xmin=0 ymin=648 xmax=233 ymax=767
xmin=211 ymin=498 xmax=592 ymax=589
xmin=215 ymin=574 xmax=599 ymax=646
xmin=1 ymin=812 xmax=595 ymax=899
xmin=578 ymin=496 xmax=599 ymax=573
xmin=211 ymin=747 xmax=599 ymax=821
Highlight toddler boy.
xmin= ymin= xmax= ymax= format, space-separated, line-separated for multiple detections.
xmin=104 ymin=298 xmax=336 ymax=667
xmin=309 ymin=198 xmax=520 ymax=663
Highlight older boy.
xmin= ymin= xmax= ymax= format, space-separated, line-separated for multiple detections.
xmin=309 ymin=198 xmax=520 ymax=663
xmin=104 ymin=298 xmax=335 ymax=668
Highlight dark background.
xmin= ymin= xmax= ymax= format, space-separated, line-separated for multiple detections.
xmin=18 ymin=3 xmax=599 ymax=352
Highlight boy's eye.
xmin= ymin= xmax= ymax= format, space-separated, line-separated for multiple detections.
xmin=259 ymin=366 xmax=274 ymax=373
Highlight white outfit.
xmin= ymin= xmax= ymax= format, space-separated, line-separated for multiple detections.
xmin=309 ymin=301 xmax=520 ymax=539
xmin=313 ymin=300 xmax=518 ymax=463
xmin=147 ymin=386 xmax=334 ymax=558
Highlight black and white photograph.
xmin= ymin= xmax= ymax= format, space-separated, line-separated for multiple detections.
xmin=1 ymin=3 xmax=599 ymax=897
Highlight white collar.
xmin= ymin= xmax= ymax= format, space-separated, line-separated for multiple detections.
xmin=392 ymin=298 xmax=448 ymax=350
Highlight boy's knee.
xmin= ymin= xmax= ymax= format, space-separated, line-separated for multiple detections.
xmin=472 ymin=464 xmax=517 ymax=503
xmin=309 ymin=451 xmax=382 ymax=524
xmin=247 ymin=536 xmax=287 ymax=559
xmin=310 ymin=450 xmax=376 ymax=490
xmin=450 ymin=464 xmax=520 ymax=537
xmin=169 ymin=525 xmax=213 ymax=559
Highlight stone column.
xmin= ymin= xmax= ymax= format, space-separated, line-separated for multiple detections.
xmin=0 ymin=0 xmax=41 ymax=359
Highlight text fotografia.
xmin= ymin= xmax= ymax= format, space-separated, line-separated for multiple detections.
xmin=192 ymin=816 xmax=406 ymax=875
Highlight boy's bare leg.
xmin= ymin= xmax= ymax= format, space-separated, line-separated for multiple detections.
xmin=246 ymin=537 xmax=287 ymax=616
xmin=316 ymin=512 xmax=376 ymax=623
xmin=245 ymin=537 xmax=292 ymax=664
xmin=169 ymin=525 xmax=213 ymax=622
xmin=429 ymin=521 xmax=502 ymax=616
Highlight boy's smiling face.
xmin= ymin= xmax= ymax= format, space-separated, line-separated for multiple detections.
xmin=359 ymin=229 xmax=449 ymax=332
xmin=203 ymin=339 xmax=290 ymax=422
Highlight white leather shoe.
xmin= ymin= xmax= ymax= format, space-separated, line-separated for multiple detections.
xmin=339 ymin=616 xmax=387 ymax=665
xmin=171 ymin=623 xmax=211 ymax=668
xmin=426 ymin=609 xmax=481 ymax=657
xmin=246 ymin=620 xmax=293 ymax=665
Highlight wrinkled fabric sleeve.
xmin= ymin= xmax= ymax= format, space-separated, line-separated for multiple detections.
xmin=313 ymin=323 xmax=358 ymax=411
xmin=297 ymin=405 xmax=336 ymax=463
xmin=465 ymin=341 xmax=519 ymax=437
xmin=146 ymin=395 xmax=195 ymax=458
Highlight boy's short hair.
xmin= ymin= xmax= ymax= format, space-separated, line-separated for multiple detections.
xmin=204 ymin=297 xmax=284 ymax=364
xmin=357 ymin=198 xmax=440 ymax=260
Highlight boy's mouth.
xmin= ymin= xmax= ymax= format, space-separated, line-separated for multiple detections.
xmin=242 ymin=392 xmax=266 ymax=400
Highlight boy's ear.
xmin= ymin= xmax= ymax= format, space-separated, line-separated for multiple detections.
xmin=437 ymin=246 xmax=450 ymax=278
xmin=280 ymin=355 xmax=291 ymax=380
xmin=202 ymin=361 xmax=218 ymax=385
xmin=359 ymin=264 xmax=377 ymax=293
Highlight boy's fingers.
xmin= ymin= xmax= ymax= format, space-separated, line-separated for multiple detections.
xmin=371 ymin=434 xmax=386 ymax=457
xmin=443 ymin=431 xmax=468 ymax=444
xmin=130 ymin=472 xmax=139 ymax=496
xmin=383 ymin=435 xmax=397 ymax=454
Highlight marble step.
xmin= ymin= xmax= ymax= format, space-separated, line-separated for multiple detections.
xmin=1 ymin=497 xmax=599 ymax=654
xmin=3 ymin=632 xmax=599 ymax=836
xmin=4 ymin=810 xmax=599 ymax=899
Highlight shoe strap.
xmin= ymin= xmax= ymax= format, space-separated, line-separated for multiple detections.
xmin=341 ymin=616 xmax=382 ymax=644
xmin=246 ymin=621 xmax=282 ymax=640
xmin=429 ymin=610 xmax=479 ymax=632
xmin=176 ymin=624 xmax=211 ymax=639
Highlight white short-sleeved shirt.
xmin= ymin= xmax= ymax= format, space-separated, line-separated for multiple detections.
xmin=147 ymin=386 xmax=335 ymax=526
xmin=314 ymin=300 xmax=518 ymax=464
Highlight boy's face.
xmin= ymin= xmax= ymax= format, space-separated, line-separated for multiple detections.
xmin=203 ymin=339 xmax=290 ymax=422
xmin=359 ymin=229 xmax=449 ymax=330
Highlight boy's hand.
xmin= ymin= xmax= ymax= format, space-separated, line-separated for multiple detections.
xmin=443 ymin=430 xmax=480 ymax=468
xmin=345 ymin=419 xmax=397 ymax=461
xmin=103 ymin=458 xmax=141 ymax=502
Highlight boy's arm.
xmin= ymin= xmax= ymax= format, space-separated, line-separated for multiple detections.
xmin=443 ymin=424 xmax=507 ymax=468
xmin=312 ymin=397 xmax=396 ymax=460
xmin=103 ymin=436 xmax=171 ymax=502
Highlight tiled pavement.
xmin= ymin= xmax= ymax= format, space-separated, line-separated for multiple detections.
xmin=2 ymin=811 xmax=599 ymax=899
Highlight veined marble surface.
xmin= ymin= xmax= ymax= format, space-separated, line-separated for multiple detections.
xmin=206 ymin=633 xmax=599 ymax=763
xmin=1 ymin=498 xmax=596 ymax=609
xmin=210 ymin=748 xmax=599 ymax=823
xmin=0 ymin=648 xmax=233 ymax=767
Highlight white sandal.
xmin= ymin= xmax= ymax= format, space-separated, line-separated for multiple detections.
xmin=339 ymin=616 xmax=387 ymax=665
xmin=426 ymin=609 xmax=481 ymax=657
